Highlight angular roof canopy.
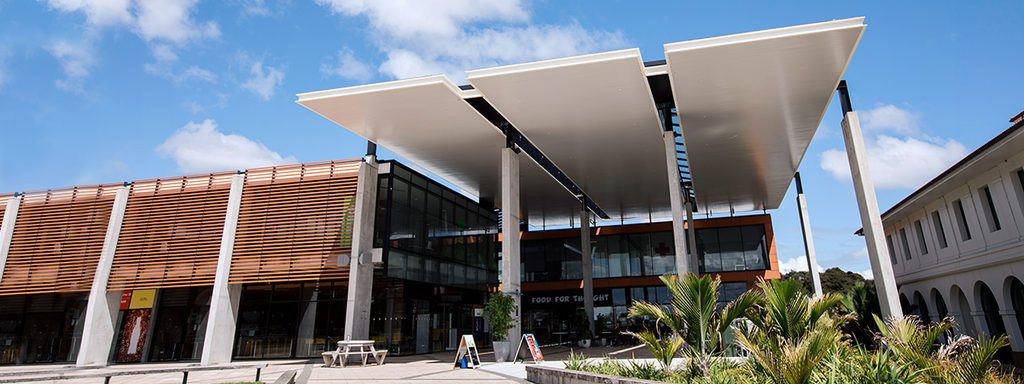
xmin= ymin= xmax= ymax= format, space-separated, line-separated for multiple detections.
xmin=298 ymin=17 xmax=865 ymax=225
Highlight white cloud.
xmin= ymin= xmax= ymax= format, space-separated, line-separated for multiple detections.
xmin=157 ymin=119 xmax=296 ymax=173
xmin=134 ymin=0 xmax=220 ymax=44
xmin=315 ymin=0 xmax=627 ymax=81
xmin=778 ymin=256 xmax=824 ymax=274
xmin=47 ymin=0 xmax=219 ymax=45
xmin=860 ymin=104 xmax=920 ymax=134
xmin=47 ymin=0 xmax=133 ymax=27
xmin=859 ymin=269 xmax=874 ymax=280
xmin=320 ymin=47 xmax=373 ymax=82
xmin=820 ymin=134 xmax=967 ymax=189
xmin=48 ymin=39 xmax=96 ymax=92
xmin=46 ymin=0 xmax=220 ymax=87
xmin=241 ymin=60 xmax=285 ymax=100
xmin=143 ymin=44 xmax=217 ymax=84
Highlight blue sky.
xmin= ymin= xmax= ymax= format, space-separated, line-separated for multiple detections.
xmin=1 ymin=1 xmax=1022 ymax=278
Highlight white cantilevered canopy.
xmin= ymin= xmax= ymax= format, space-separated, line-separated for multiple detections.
xmin=297 ymin=17 xmax=866 ymax=225
xmin=466 ymin=48 xmax=670 ymax=221
xmin=666 ymin=17 xmax=865 ymax=214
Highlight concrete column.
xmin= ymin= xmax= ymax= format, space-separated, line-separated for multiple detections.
xmin=0 ymin=195 xmax=22 ymax=283
xmin=685 ymin=202 xmax=699 ymax=275
xmin=580 ymin=207 xmax=595 ymax=338
xmin=501 ymin=147 xmax=522 ymax=346
xmin=663 ymin=130 xmax=690 ymax=275
xmin=343 ymin=158 xmax=379 ymax=341
xmin=201 ymin=174 xmax=245 ymax=365
xmin=841 ymin=110 xmax=902 ymax=319
xmin=794 ymin=172 xmax=823 ymax=297
xmin=999 ymin=310 xmax=1024 ymax=352
xmin=76 ymin=186 xmax=130 ymax=367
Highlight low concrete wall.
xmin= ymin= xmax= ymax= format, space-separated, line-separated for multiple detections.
xmin=525 ymin=365 xmax=665 ymax=384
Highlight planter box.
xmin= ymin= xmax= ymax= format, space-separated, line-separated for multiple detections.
xmin=525 ymin=365 xmax=665 ymax=384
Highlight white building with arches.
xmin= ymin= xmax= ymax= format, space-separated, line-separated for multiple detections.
xmin=879 ymin=110 xmax=1024 ymax=366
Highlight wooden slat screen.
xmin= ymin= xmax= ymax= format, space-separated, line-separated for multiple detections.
xmin=229 ymin=160 xmax=360 ymax=284
xmin=106 ymin=173 xmax=235 ymax=291
xmin=0 ymin=185 xmax=119 ymax=296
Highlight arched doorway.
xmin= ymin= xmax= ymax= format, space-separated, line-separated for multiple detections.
xmin=914 ymin=291 xmax=931 ymax=324
xmin=1008 ymin=277 xmax=1024 ymax=347
xmin=900 ymin=293 xmax=911 ymax=316
xmin=953 ymin=285 xmax=977 ymax=336
xmin=932 ymin=288 xmax=948 ymax=319
xmin=977 ymin=282 xmax=1007 ymax=337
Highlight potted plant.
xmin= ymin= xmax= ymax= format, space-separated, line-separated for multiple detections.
xmin=483 ymin=292 xmax=516 ymax=362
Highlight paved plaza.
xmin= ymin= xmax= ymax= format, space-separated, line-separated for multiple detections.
xmin=0 ymin=345 xmax=651 ymax=384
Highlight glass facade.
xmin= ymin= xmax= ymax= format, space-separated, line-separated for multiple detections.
xmin=234 ymin=281 xmax=348 ymax=359
xmin=375 ymin=162 xmax=499 ymax=288
xmin=0 ymin=293 xmax=87 ymax=365
xmin=147 ymin=287 xmax=210 ymax=362
xmin=521 ymin=224 xmax=769 ymax=282
xmin=369 ymin=278 xmax=486 ymax=355
xmin=696 ymin=225 xmax=769 ymax=273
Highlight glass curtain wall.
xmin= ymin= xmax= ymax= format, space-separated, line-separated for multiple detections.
xmin=233 ymin=280 xmax=348 ymax=359
xmin=375 ymin=162 xmax=499 ymax=288
xmin=523 ymin=231 xmax=677 ymax=282
xmin=147 ymin=287 xmax=211 ymax=362
xmin=0 ymin=293 xmax=87 ymax=365
xmin=369 ymin=279 xmax=486 ymax=356
xmin=696 ymin=225 xmax=769 ymax=273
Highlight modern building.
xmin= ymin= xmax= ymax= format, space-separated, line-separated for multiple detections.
xmin=879 ymin=110 xmax=1024 ymax=365
xmin=0 ymin=17 xmax=899 ymax=366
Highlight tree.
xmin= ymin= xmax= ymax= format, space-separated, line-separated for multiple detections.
xmin=734 ymin=278 xmax=852 ymax=384
xmin=628 ymin=273 xmax=757 ymax=376
xmin=783 ymin=267 xmax=869 ymax=295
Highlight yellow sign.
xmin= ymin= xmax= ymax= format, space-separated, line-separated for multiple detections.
xmin=128 ymin=289 xmax=156 ymax=309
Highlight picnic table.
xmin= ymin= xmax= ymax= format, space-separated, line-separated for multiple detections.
xmin=321 ymin=340 xmax=388 ymax=367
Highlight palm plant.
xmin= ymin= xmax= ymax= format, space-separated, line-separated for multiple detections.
xmin=875 ymin=315 xmax=1010 ymax=384
xmin=628 ymin=273 xmax=757 ymax=376
xmin=733 ymin=278 xmax=852 ymax=384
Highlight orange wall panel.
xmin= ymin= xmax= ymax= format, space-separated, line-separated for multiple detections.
xmin=0 ymin=185 xmax=119 ymax=296
xmin=106 ymin=174 xmax=235 ymax=291
xmin=229 ymin=160 xmax=359 ymax=284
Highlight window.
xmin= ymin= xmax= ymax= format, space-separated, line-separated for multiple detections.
xmin=898 ymin=228 xmax=912 ymax=260
xmin=696 ymin=225 xmax=768 ymax=273
xmin=885 ymin=234 xmax=897 ymax=264
xmin=952 ymin=199 xmax=972 ymax=241
xmin=979 ymin=186 xmax=1001 ymax=232
xmin=913 ymin=220 xmax=928 ymax=255
xmin=1016 ymin=169 xmax=1024 ymax=211
xmin=717 ymin=282 xmax=748 ymax=310
xmin=931 ymin=211 xmax=948 ymax=249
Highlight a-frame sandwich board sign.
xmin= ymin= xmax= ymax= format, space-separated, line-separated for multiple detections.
xmin=453 ymin=334 xmax=482 ymax=369
xmin=513 ymin=333 xmax=545 ymax=364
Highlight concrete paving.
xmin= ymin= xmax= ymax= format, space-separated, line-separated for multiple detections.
xmin=0 ymin=344 xmax=651 ymax=383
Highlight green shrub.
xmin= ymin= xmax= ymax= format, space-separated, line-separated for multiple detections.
xmin=483 ymin=292 xmax=516 ymax=341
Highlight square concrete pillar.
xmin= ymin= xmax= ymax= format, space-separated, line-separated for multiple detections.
xmin=0 ymin=195 xmax=22 ymax=283
xmin=201 ymin=174 xmax=246 ymax=365
xmin=344 ymin=159 xmax=379 ymax=341
xmin=501 ymin=147 xmax=522 ymax=346
xmin=580 ymin=208 xmax=595 ymax=337
xmin=841 ymin=111 xmax=901 ymax=319
xmin=662 ymin=130 xmax=690 ymax=275
xmin=77 ymin=186 xmax=130 ymax=367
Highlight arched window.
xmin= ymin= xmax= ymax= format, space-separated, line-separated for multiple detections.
xmin=932 ymin=288 xmax=948 ymax=319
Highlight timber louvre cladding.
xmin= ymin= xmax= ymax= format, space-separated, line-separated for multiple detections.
xmin=0 ymin=185 xmax=118 ymax=296
xmin=106 ymin=173 xmax=234 ymax=290
xmin=229 ymin=160 xmax=359 ymax=284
